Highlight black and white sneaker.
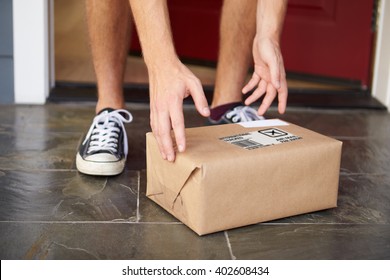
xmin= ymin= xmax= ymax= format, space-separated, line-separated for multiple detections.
xmin=76 ymin=108 xmax=133 ymax=176
xmin=207 ymin=105 xmax=264 ymax=125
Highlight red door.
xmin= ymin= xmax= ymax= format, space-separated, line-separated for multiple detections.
xmin=281 ymin=0 xmax=375 ymax=88
xmin=130 ymin=0 xmax=221 ymax=62
xmin=130 ymin=0 xmax=375 ymax=88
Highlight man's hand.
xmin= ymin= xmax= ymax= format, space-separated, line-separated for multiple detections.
xmin=242 ymin=0 xmax=288 ymax=116
xmin=129 ymin=0 xmax=209 ymax=162
xmin=242 ymin=36 xmax=288 ymax=115
xmin=149 ymin=61 xmax=210 ymax=162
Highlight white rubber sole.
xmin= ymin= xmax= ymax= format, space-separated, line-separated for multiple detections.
xmin=76 ymin=153 xmax=126 ymax=176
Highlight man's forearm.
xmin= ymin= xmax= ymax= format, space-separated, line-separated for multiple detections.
xmin=129 ymin=0 xmax=178 ymax=70
xmin=257 ymin=0 xmax=287 ymax=41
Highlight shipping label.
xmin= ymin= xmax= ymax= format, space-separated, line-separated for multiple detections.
xmin=220 ymin=128 xmax=302 ymax=150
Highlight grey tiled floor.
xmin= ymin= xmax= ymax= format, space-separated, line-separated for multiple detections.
xmin=1 ymin=103 xmax=389 ymax=259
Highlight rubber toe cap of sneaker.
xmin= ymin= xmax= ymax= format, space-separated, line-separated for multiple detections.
xmin=84 ymin=153 xmax=119 ymax=162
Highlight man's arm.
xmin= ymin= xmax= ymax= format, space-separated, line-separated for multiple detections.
xmin=129 ymin=0 xmax=210 ymax=162
xmin=242 ymin=0 xmax=288 ymax=115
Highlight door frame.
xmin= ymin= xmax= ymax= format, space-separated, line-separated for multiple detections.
xmin=12 ymin=0 xmax=390 ymax=111
xmin=13 ymin=0 xmax=54 ymax=104
xmin=372 ymin=0 xmax=390 ymax=109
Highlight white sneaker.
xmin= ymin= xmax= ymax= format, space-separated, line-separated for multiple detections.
xmin=76 ymin=108 xmax=133 ymax=176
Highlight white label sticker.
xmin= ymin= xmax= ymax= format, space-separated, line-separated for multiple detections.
xmin=238 ymin=119 xmax=289 ymax=128
xmin=220 ymin=128 xmax=302 ymax=150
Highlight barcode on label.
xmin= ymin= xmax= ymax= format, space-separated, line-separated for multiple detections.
xmin=220 ymin=128 xmax=301 ymax=150
xmin=231 ymin=139 xmax=264 ymax=149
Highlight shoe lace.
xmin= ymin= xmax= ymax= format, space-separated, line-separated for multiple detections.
xmin=226 ymin=106 xmax=263 ymax=123
xmin=83 ymin=109 xmax=133 ymax=156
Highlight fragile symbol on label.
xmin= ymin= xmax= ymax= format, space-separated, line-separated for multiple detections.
xmin=220 ymin=128 xmax=302 ymax=150
xmin=258 ymin=128 xmax=288 ymax=138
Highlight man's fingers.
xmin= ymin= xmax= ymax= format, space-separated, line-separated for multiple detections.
xmin=188 ymin=77 xmax=210 ymax=117
xmin=258 ymin=83 xmax=277 ymax=116
xmin=170 ymin=98 xmax=186 ymax=153
xmin=244 ymin=79 xmax=267 ymax=105
xmin=242 ymin=73 xmax=261 ymax=94
xmin=268 ymin=53 xmax=281 ymax=90
xmin=277 ymin=78 xmax=288 ymax=114
xmin=151 ymin=107 xmax=176 ymax=162
xmin=158 ymin=120 xmax=175 ymax=162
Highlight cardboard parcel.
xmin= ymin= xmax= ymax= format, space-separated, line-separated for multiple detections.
xmin=146 ymin=119 xmax=342 ymax=236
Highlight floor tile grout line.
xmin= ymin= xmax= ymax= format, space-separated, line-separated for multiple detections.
xmin=0 ymin=168 xmax=78 ymax=172
xmin=224 ymin=231 xmax=236 ymax=260
xmin=1 ymin=221 xmax=389 ymax=229
xmin=103 ymin=177 xmax=108 ymax=193
xmin=0 ymin=168 xmax=144 ymax=172
xmin=0 ymin=220 xmax=183 ymax=225
xmin=136 ymin=170 xmax=141 ymax=223
xmin=339 ymin=172 xmax=386 ymax=176
xmin=0 ymin=128 xmax=84 ymax=135
xmin=256 ymin=222 xmax=390 ymax=225
xmin=0 ymin=168 xmax=387 ymax=178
